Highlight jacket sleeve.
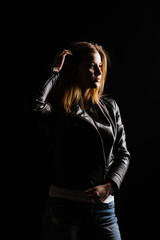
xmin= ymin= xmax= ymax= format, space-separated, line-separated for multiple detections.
xmin=107 ymin=99 xmax=131 ymax=192
xmin=32 ymin=70 xmax=59 ymax=115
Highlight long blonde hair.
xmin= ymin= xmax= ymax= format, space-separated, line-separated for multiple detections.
xmin=54 ymin=41 xmax=109 ymax=113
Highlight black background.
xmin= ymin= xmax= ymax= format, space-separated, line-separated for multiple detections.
xmin=9 ymin=1 xmax=160 ymax=239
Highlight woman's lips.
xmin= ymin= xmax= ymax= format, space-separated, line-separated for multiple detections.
xmin=95 ymin=77 xmax=101 ymax=82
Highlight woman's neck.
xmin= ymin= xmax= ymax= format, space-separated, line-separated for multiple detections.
xmin=80 ymin=97 xmax=92 ymax=111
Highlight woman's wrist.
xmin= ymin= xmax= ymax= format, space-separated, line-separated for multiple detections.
xmin=51 ymin=67 xmax=59 ymax=73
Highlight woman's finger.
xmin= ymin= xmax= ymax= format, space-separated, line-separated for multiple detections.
xmin=60 ymin=49 xmax=72 ymax=56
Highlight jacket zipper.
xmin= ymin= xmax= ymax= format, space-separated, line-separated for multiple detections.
xmin=70 ymin=112 xmax=107 ymax=180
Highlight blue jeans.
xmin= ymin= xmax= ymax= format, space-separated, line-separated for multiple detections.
xmin=43 ymin=197 xmax=122 ymax=240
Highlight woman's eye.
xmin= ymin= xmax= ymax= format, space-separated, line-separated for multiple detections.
xmin=90 ymin=65 xmax=94 ymax=69
xmin=89 ymin=63 xmax=102 ymax=70
xmin=90 ymin=64 xmax=95 ymax=69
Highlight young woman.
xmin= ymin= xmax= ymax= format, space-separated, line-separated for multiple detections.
xmin=31 ymin=41 xmax=130 ymax=240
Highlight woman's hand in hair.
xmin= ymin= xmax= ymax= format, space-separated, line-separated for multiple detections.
xmin=52 ymin=49 xmax=72 ymax=72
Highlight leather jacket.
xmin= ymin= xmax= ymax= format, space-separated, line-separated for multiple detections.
xmin=31 ymin=71 xmax=130 ymax=192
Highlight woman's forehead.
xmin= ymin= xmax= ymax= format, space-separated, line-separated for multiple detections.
xmin=82 ymin=51 xmax=101 ymax=62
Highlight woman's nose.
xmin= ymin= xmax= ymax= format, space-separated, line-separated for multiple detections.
xmin=95 ymin=66 xmax=102 ymax=76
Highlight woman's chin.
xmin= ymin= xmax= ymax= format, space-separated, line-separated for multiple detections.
xmin=91 ymin=81 xmax=100 ymax=89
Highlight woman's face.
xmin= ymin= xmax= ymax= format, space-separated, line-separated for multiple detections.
xmin=77 ymin=51 xmax=102 ymax=90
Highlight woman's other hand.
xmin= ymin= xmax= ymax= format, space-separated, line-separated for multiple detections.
xmin=84 ymin=183 xmax=114 ymax=203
